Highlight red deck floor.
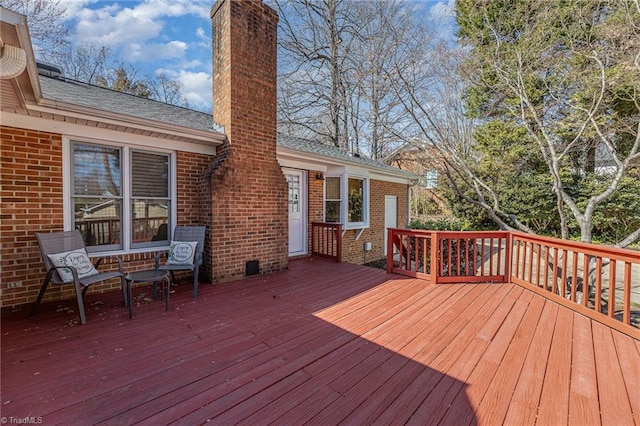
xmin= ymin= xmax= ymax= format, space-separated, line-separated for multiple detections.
xmin=1 ymin=258 xmax=639 ymax=425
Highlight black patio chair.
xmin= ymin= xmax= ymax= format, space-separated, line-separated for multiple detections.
xmin=155 ymin=226 xmax=206 ymax=298
xmin=31 ymin=230 xmax=125 ymax=324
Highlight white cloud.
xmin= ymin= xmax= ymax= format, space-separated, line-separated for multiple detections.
xmin=63 ymin=0 xmax=211 ymax=63
xmin=195 ymin=26 xmax=210 ymax=48
xmin=121 ymin=40 xmax=188 ymax=62
xmin=427 ymin=0 xmax=457 ymax=43
xmin=429 ymin=0 xmax=455 ymax=20
xmin=158 ymin=68 xmax=212 ymax=111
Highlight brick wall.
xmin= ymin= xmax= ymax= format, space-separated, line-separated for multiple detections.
xmin=1 ymin=126 xmax=64 ymax=307
xmin=0 ymin=125 xmax=215 ymax=308
xmin=209 ymin=0 xmax=288 ymax=282
xmin=306 ymin=170 xmax=325 ymax=254
xmin=338 ymin=179 xmax=409 ymax=264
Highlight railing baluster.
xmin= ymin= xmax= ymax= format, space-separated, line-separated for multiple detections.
xmin=583 ymin=253 xmax=590 ymax=307
xmin=543 ymin=246 xmax=549 ymax=291
xmin=561 ymin=251 xmax=568 ymax=298
xmin=595 ymin=257 xmax=603 ymax=313
xmin=514 ymin=239 xmax=521 ymax=279
xmin=552 ymin=248 xmax=559 ymax=295
xmin=608 ymin=260 xmax=616 ymax=319
xmin=623 ymin=262 xmax=631 ymax=325
xmin=571 ymin=251 xmax=579 ymax=302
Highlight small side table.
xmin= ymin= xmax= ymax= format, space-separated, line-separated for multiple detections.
xmin=124 ymin=269 xmax=171 ymax=319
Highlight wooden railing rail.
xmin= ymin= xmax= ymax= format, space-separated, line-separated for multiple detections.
xmin=311 ymin=222 xmax=342 ymax=262
xmin=386 ymin=228 xmax=639 ymax=335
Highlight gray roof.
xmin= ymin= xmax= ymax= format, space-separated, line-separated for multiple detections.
xmin=39 ymin=75 xmax=216 ymax=132
xmin=277 ymin=134 xmax=416 ymax=179
xmin=38 ymin=75 xmax=414 ymax=180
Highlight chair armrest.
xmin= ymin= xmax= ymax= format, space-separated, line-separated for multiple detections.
xmin=47 ymin=265 xmax=80 ymax=284
xmin=154 ymin=250 xmax=168 ymax=269
xmin=93 ymin=256 xmax=124 ymax=274
xmin=194 ymin=252 xmax=203 ymax=266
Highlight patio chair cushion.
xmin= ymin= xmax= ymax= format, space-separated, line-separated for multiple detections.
xmin=166 ymin=241 xmax=198 ymax=265
xmin=47 ymin=248 xmax=99 ymax=282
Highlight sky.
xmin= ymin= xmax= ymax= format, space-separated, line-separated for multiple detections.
xmin=56 ymin=0 xmax=456 ymax=112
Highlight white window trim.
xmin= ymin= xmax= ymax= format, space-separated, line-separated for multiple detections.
xmin=63 ymin=135 xmax=177 ymax=255
xmin=344 ymin=175 xmax=369 ymax=230
xmin=323 ymin=172 xmax=370 ymax=230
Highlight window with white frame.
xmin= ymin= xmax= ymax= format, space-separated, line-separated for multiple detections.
xmin=324 ymin=174 xmax=369 ymax=228
xmin=70 ymin=141 xmax=172 ymax=251
xmin=424 ymin=169 xmax=438 ymax=189
xmin=324 ymin=176 xmax=341 ymax=223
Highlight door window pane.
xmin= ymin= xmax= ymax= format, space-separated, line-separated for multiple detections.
xmin=286 ymin=174 xmax=301 ymax=213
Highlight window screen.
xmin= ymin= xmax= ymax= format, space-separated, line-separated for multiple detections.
xmin=131 ymin=151 xmax=170 ymax=245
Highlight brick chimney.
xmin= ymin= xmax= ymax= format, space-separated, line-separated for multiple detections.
xmin=209 ymin=0 xmax=288 ymax=282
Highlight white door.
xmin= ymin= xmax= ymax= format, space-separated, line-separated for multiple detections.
xmin=385 ymin=195 xmax=397 ymax=255
xmin=284 ymin=169 xmax=307 ymax=256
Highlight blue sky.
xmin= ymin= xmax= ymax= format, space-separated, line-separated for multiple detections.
xmin=58 ymin=0 xmax=455 ymax=112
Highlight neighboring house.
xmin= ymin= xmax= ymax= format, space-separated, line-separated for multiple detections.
xmin=387 ymin=144 xmax=451 ymax=221
xmin=0 ymin=0 xmax=414 ymax=309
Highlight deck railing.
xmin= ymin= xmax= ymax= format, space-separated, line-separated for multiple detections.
xmin=311 ymin=222 xmax=342 ymax=262
xmin=386 ymin=229 xmax=509 ymax=284
xmin=76 ymin=217 xmax=167 ymax=245
xmin=387 ymin=228 xmax=639 ymax=335
xmin=510 ymin=231 xmax=639 ymax=333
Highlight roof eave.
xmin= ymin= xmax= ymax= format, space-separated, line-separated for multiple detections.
xmin=277 ymin=145 xmax=416 ymax=182
xmin=32 ymin=99 xmax=225 ymax=146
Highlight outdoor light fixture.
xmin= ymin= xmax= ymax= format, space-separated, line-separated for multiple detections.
xmin=315 ymin=173 xmax=324 ymax=180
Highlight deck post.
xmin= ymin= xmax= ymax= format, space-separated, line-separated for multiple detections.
xmin=386 ymin=228 xmax=394 ymax=273
xmin=504 ymin=232 xmax=512 ymax=283
xmin=431 ymin=232 xmax=438 ymax=284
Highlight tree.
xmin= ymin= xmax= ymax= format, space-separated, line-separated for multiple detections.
xmin=96 ymin=64 xmax=151 ymax=98
xmin=57 ymin=42 xmax=113 ymax=84
xmin=273 ymin=0 xmax=429 ymax=158
xmin=148 ymin=73 xmax=190 ymax=108
xmin=456 ymin=0 xmax=640 ymax=246
xmin=395 ymin=0 xmax=639 ymax=247
xmin=274 ymin=0 xmax=355 ymax=148
xmin=0 ymin=0 xmax=71 ymax=62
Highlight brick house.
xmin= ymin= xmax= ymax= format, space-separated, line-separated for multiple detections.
xmin=0 ymin=0 xmax=414 ymax=310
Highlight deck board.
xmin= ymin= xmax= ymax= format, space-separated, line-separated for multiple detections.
xmin=503 ymin=301 xmax=559 ymax=425
xmin=1 ymin=258 xmax=639 ymax=425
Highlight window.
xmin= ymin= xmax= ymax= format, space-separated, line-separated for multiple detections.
xmin=324 ymin=174 xmax=369 ymax=228
xmin=348 ymin=177 xmax=364 ymax=222
xmin=71 ymin=141 xmax=172 ymax=252
xmin=130 ymin=150 xmax=170 ymax=248
xmin=424 ymin=169 xmax=438 ymax=189
xmin=325 ymin=176 xmax=341 ymax=223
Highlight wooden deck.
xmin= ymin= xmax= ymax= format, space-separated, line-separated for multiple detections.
xmin=1 ymin=258 xmax=639 ymax=425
